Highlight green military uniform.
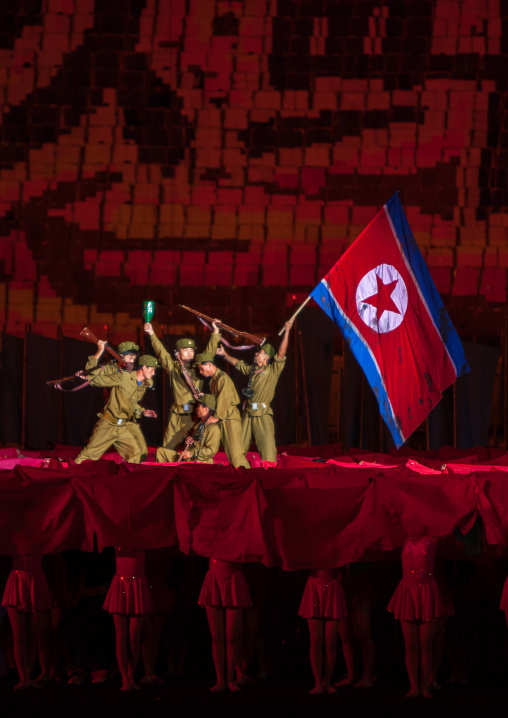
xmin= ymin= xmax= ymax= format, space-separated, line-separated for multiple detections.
xmin=209 ymin=369 xmax=250 ymax=469
xmin=235 ymin=355 xmax=286 ymax=462
xmin=75 ymin=357 xmax=153 ymax=464
xmin=155 ymin=419 xmax=220 ymax=463
xmin=150 ymin=332 xmax=220 ymax=449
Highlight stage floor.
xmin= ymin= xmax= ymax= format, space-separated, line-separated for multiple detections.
xmin=1 ymin=675 xmax=508 ymax=718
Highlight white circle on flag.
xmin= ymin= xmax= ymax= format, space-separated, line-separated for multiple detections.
xmin=356 ymin=264 xmax=408 ymax=333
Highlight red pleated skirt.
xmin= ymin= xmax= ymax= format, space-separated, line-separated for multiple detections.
xmin=387 ymin=578 xmax=450 ymax=621
xmin=298 ymin=576 xmax=349 ymax=620
xmin=2 ymin=569 xmax=51 ymax=612
xmin=198 ymin=559 xmax=252 ymax=609
xmin=103 ymin=575 xmax=152 ymax=615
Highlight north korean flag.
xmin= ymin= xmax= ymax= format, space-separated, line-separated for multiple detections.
xmin=310 ymin=193 xmax=470 ymax=448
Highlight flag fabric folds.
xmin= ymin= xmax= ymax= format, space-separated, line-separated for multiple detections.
xmin=310 ymin=193 xmax=470 ymax=448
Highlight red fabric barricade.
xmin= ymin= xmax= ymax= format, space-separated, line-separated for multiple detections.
xmin=1 ymin=456 xmax=508 ymax=566
xmin=72 ymin=462 xmax=178 ymax=551
xmin=173 ymin=466 xmax=270 ymax=563
xmin=0 ymin=466 xmax=92 ymax=553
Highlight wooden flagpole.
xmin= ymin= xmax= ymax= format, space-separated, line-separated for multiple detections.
xmin=278 ymin=296 xmax=311 ymax=336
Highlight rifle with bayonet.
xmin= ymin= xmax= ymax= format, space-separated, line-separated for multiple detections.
xmin=80 ymin=327 xmax=129 ymax=369
xmin=174 ymin=350 xmax=202 ymax=401
xmin=179 ymin=305 xmax=266 ymax=347
xmin=47 ymin=327 xmax=128 ymax=388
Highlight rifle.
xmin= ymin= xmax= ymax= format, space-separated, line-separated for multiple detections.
xmin=177 ymin=435 xmax=195 ymax=462
xmin=180 ymin=305 xmax=266 ymax=347
xmin=174 ymin=350 xmax=202 ymax=401
xmin=177 ymin=417 xmax=211 ymax=462
xmin=46 ymin=366 xmax=101 ymax=387
xmin=80 ymin=327 xmax=129 ymax=369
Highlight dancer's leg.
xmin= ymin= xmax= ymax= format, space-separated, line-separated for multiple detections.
xmin=430 ymin=616 xmax=446 ymax=689
xmin=307 ymin=619 xmax=324 ymax=694
xmin=323 ymin=620 xmax=339 ymax=692
xmin=112 ymin=614 xmax=130 ymax=690
xmin=351 ymin=599 xmax=375 ymax=686
xmin=205 ymin=606 xmax=226 ymax=691
xmin=418 ymin=620 xmax=435 ymax=699
xmin=337 ymin=618 xmax=355 ymax=686
xmin=34 ymin=610 xmax=51 ymax=680
xmin=7 ymin=608 xmax=30 ymax=688
xmin=225 ymin=608 xmax=243 ymax=691
xmin=400 ymin=621 xmax=420 ymax=697
xmin=128 ymin=615 xmax=145 ymax=686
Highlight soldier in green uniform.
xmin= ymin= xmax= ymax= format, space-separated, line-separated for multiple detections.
xmin=143 ymin=321 xmax=221 ymax=453
xmin=216 ymin=318 xmax=294 ymax=463
xmin=195 ymin=352 xmax=250 ymax=469
xmin=155 ymin=394 xmax=220 ymax=464
xmin=75 ymin=339 xmax=159 ymax=464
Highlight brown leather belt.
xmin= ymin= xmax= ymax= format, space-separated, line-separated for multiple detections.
xmin=104 ymin=411 xmax=131 ymax=426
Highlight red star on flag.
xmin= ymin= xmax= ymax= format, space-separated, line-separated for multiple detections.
xmin=362 ymin=275 xmax=400 ymax=321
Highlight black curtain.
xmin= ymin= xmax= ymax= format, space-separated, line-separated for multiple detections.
xmin=25 ymin=334 xmax=60 ymax=449
xmin=60 ymin=336 xmax=104 ymax=447
xmin=295 ymin=306 xmax=337 ymax=446
xmin=428 ymin=340 xmax=500 ymax=450
xmin=0 ymin=333 xmax=23 ymax=446
xmin=341 ymin=338 xmax=500 ymax=452
xmin=341 ymin=342 xmax=394 ymax=451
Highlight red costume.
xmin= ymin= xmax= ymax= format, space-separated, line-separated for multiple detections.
xmin=198 ymin=559 xmax=252 ymax=609
xmin=298 ymin=568 xmax=349 ymax=620
xmin=103 ymin=549 xmax=152 ymax=615
xmin=1 ymin=555 xmax=51 ymax=612
xmin=387 ymin=537 xmax=452 ymax=621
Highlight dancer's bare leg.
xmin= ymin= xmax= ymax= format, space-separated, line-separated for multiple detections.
xmin=335 ymin=618 xmax=355 ymax=687
xmin=430 ymin=616 xmax=446 ymax=690
xmin=34 ymin=610 xmax=51 ymax=681
xmin=206 ymin=606 xmax=226 ymax=691
xmin=128 ymin=615 xmax=145 ymax=688
xmin=149 ymin=613 xmax=166 ymax=682
xmin=225 ymin=608 xmax=243 ymax=691
xmin=323 ymin=620 xmax=339 ymax=692
xmin=140 ymin=614 xmax=165 ymax=684
xmin=113 ymin=614 xmax=130 ymax=690
xmin=307 ymin=619 xmax=325 ymax=693
xmin=7 ymin=608 xmax=31 ymax=688
xmin=418 ymin=620 xmax=435 ymax=699
xmin=140 ymin=614 xmax=154 ymax=683
xmin=401 ymin=621 xmax=420 ymax=697
xmin=352 ymin=600 xmax=375 ymax=687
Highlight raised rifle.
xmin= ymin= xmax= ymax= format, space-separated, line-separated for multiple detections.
xmin=180 ymin=305 xmax=266 ymax=348
xmin=174 ymin=350 xmax=202 ymax=401
xmin=80 ymin=327 xmax=129 ymax=369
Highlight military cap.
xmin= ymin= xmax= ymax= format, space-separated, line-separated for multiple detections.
xmin=262 ymin=343 xmax=276 ymax=358
xmin=138 ymin=355 xmax=160 ymax=368
xmin=194 ymin=352 xmax=215 ymax=365
xmin=118 ymin=341 xmax=140 ymax=354
xmin=176 ymin=337 xmax=196 ymax=350
xmin=199 ymin=394 xmax=216 ymax=411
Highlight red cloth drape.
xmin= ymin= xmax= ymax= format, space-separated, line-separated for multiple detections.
xmin=0 ymin=453 xmax=508 ymax=567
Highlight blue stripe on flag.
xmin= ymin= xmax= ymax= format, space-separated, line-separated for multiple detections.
xmin=310 ymin=279 xmax=406 ymax=447
xmin=384 ymin=193 xmax=469 ymax=378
